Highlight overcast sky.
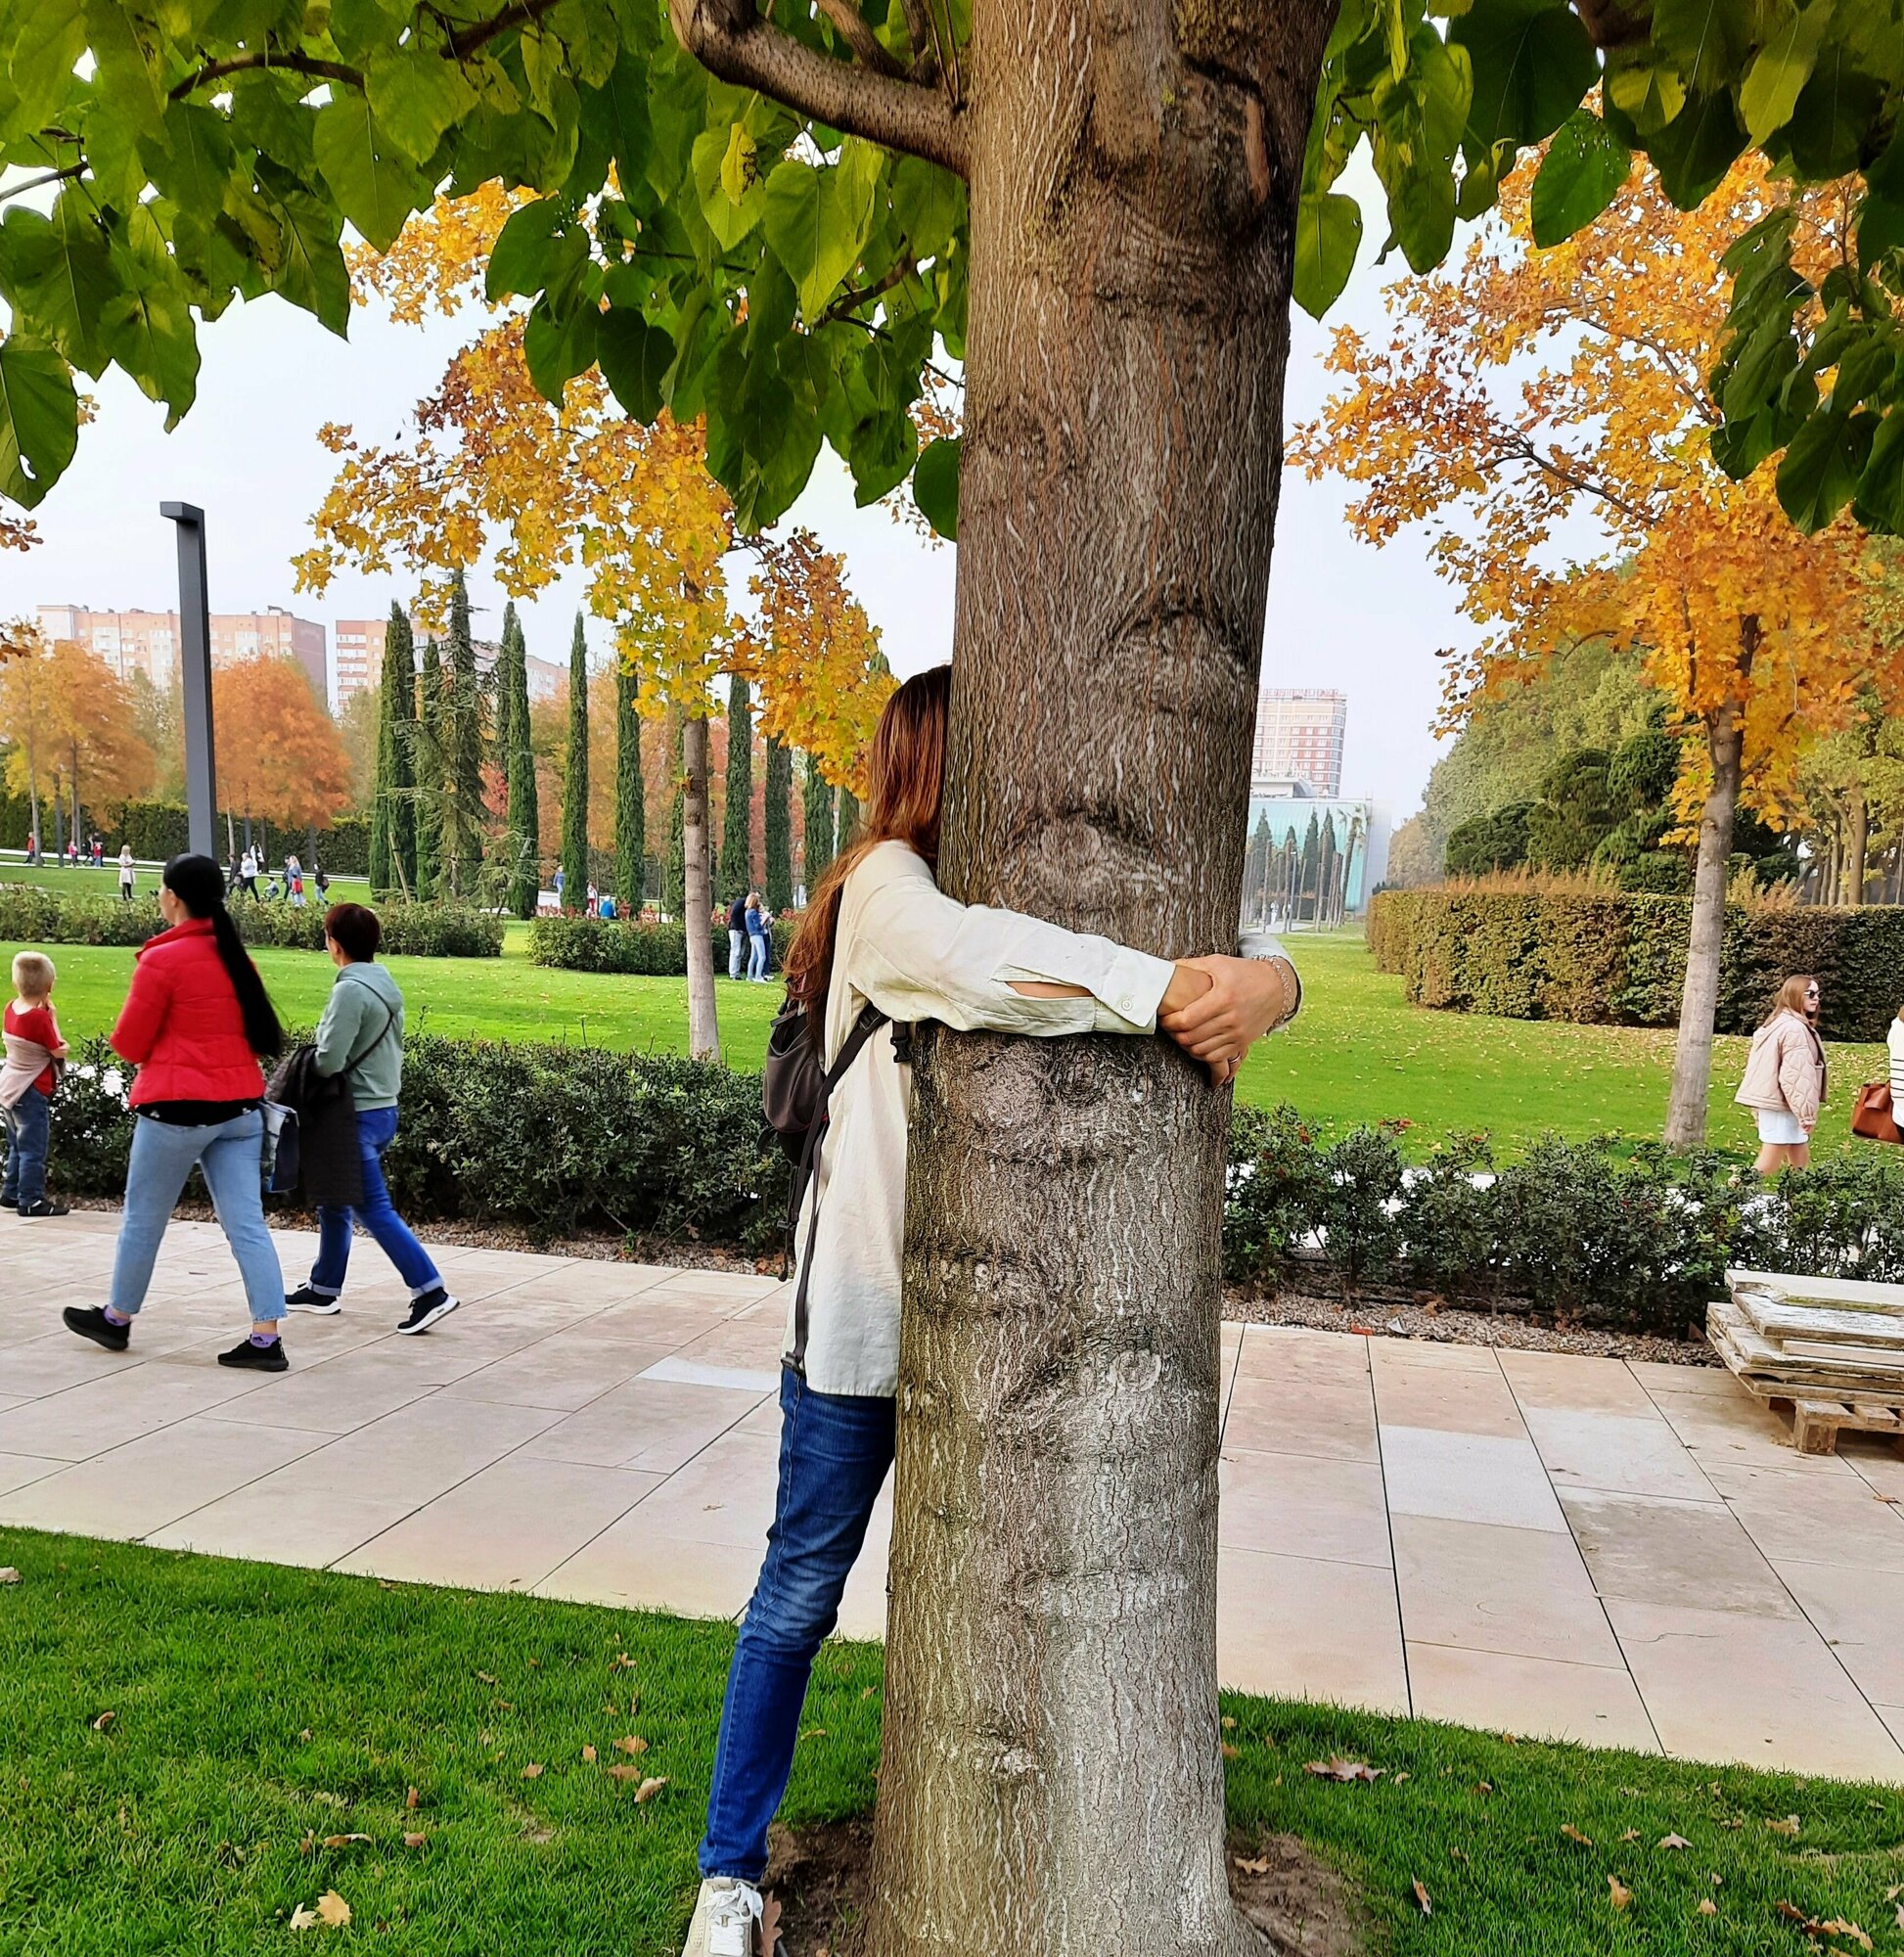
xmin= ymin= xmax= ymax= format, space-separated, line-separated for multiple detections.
xmin=0 ymin=207 xmax=1464 ymax=820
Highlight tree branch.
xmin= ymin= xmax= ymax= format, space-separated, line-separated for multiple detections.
xmin=0 ymin=162 xmax=87 ymax=204
xmin=897 ymin=0 xmax=939 ymax=82
xmin=170 ymin=51 xmax=364 ymax=98
xmin=819 ymin=254 xmax=915 ymax=321
xmin=1571 ymin=0 xmax=1652 ymax=49
xmin=813 ymin=0 xmax=906 ymax=78
xmin=444 ymin=0 xmax=569 ymax=60
xmin=670 ymin=0 xmax=969 ymax=178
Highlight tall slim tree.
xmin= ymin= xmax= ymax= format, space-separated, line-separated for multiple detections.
xmin=384 ymin=610 xmax=420 ymax=900
xmin=836 ymin=783 xmax=860 ymax=854
xmin=560 ymin=614 xmax=589 ymax=909
xmin=800 ymin=753 xmax=834 ymax=899
xmin=763 ymin=735 xmax=793 ymax=914
xmin=441 ymin=569 xmax=486 ymax=898
xmin=720 ymin=671 xmax=752 ymax=900
xmin=369 ymin=636 xmax=396 ymax=899
xmin=500 ymin=604 xmax=539 ymax=917
xmin=413 ymin=636 xmax=444 ymax=900
xmin=615 ymin=662 xmax=645 ymax=916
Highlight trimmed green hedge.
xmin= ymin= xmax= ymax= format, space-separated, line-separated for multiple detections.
xmin=98 ymin=801 xmax=374 ymax=876
xmin=528 ymin=914 xmax=797 ymax=976
xmin=0 ymin=886 xmax=505 ymax=958
xmin=34 ymin=1025 xmax=1904 ymax=1333
xmin=1368 ymin=887 xmax=1904 ymax=1041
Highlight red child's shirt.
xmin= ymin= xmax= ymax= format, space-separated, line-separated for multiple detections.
xmin=4 ymin=1001 xmax=61 ymax=1096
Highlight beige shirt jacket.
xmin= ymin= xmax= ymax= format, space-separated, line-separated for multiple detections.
xmin=789 ymin=840 xmax=1188 ymax=1399
xmin=1735 ymin=1009 xmax=1827 ymax=1129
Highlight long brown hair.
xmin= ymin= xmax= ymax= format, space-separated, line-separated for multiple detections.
xmin=785 ymin=664 xmax=950 ymax=1039
xmin=1763 ymin=975 xmax=1818 ymax=1025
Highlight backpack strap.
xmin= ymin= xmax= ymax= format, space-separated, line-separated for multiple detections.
xmin=787 ymin=1003 xmax=895 ymax=1378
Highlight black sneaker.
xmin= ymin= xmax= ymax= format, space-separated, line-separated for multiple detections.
xmin=20 ymin=1200 xmax=69 ymax=1218
xmin=217 ymin=1337 xmax=290 ymax=1373
xmin=63 ymin=1305 xmax=130 ymax=1352
xmin=284 ymin=1285 xmax=341 ymax=1315
xmin=396 ymin=1290 xmax=461 ymax=1336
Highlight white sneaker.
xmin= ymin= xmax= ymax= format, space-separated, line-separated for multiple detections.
xmin=681 ymin=1877 xmax=763 ymax=1957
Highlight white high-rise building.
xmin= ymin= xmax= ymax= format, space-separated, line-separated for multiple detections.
xmin=1250 ymin=688 xmax=1347 ymax=796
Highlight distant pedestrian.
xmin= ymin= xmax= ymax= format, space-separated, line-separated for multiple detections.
xmin=25 ymin=831 xmax=38 ymax=866
xmin=65 ymin=837 xmax=77 ymax=867
xmin=239 ymin=846 xmax=259 ymax=899
xmin=599 ymin=892 xmax=617 ymax=920
xmin=2 ymin=951 xmax=69 ymax=1218
xmin=283 ymin=903 xmax=461 ymax=1335
xmin=118 ymin=844 xmax=135 ymax=901
xmin=746 ymin=890 xmax=771 ymax=981
xmin=586 ymin=881 xmax=600 ymax=917
xmin=314 ymin=866 xmax=331 ymax=901
xmin=727 ymin=891 xmax=748 ymax=978
xmin=288 ymin=856 xmax=306 ymax=908
xmin=91 ymin=836 xmax=103 ymax=869
xmin=61 ymin=854 xmax=290 ymax=1370
xmin=553 ymin=865 xmax=566 ymax=907
xmin=1737 ymin=975 xmax=1826 ymax=1174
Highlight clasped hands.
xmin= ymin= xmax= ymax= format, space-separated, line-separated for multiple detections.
xmin=1159 ymin=954 xmax=1299 ymax=1086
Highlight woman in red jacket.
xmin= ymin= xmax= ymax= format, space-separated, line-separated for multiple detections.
xmin=63 ymin=854 xmax=294 ymax=1372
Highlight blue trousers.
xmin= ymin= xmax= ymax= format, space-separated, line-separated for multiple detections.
xmin=728 ymin=928 xmax=748 ymax=979
xmin=1 ymin=1084 xmax=50 ymax=1208
xmin=747 ymin=932 xmax=769 ymax=980
xmin=699 ymin=1367 xmax=894 ymax=1883
xmin=308 ymin=1104 xmax=441 ymax=1297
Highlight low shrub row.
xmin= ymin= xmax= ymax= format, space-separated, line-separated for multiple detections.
xmin=41 ymin=1024 xmax=1904 ymax=1335
xmin=0 ymin=886 xmax=506 ymax=958
xmin=1368 ymin=887 xmax=1904 ymax=1041
xmin=528 ymin=914 xmax=797 ymax=976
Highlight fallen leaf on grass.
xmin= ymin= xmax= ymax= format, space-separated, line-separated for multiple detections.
xmin=320 ymin=1835 xmax=371 ymax=1848
xmin=521 ymin=1763 xmax=544 ymax=1780
xmin=406 ymin=1787 xmax=420 ymax=1811
xmin=1473 ymin=1781 xmax=1493 ymax=1796
xmin=0 ymin=1568 xmax=20 ymax=1583
xmin=1658 ymin=1834 xmax=1692 ymax=1850
xmin=1221 ymin=1716 xmax=1236 ymax=1731
xmin=1765 ymin=1814 xmax=1800 ymax=1837
xmin=403 ymin=1833 xmax=427 ymax=1849
xmin=91 ymin=1711 xmax=114 ymax=1732
xmin=290 ymin=1906 xmax=319 ymax=1932
xmin=797 ymin=1727 xmax=829 ymax=1742
xmin=1449 ymin=1847 xmax=1469 ymax=1865
xmin=1412 ymin=1879 xmax=1431 ymax=1917
xmin=610 ymin=1652 xmax=637 ymax=1671
xmin=299 ymin=1832 xmax=315 ymax=1858
xmin=317 ymin=1892 xmax=350 ymax=1928
xmin=1305 ymin=1757 xmax=1383 ymax=1783
xmin=1820 ymin=1921 xmax=1873 ymax=1952
xmin=760 ymin=1894 xmax=783 ymax=1957
xmin=1889 ymin=1885 xmax=1902 ymax=1902
xmin=1234 ymin=1855 xmax=1272 ymax=1876
xmin=477 ymin=1671 xmax=499 ymax=1685
xmin=1619 ymin=1829 xmax=1640 ymax=1843
xmin=1895 ymin=1902 xmax=1904 ymax=1933
xmin=1392 ymin=1771 xmax=1410 ymax=1785
xmin=633 ymin=1777 xmax=667 ymax=1803
xmin=607 ymin=1764 xmax=647 ymax=1783
xmin=581 ymin=1746 xmax=597 ymax=1764
xmin=1221 ymin=1744 xmax=1240 ymax=1760
xmin=1561 ymin=1825 xmax=1593 ymax=1847
xmin=1609 ymin=1876 xmax=1632 ymax=1911
xmin=1698 ymin=1899 xmax=1717 ymax=1917
xmin=298 ymin=1729 xmax=313 ymax=1743
xmin=612 ymin=1736 xmax=648 ymax=1756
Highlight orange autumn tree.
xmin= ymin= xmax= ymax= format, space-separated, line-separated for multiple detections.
xmin=1292 ymin=155 xmax=1897 ymax=1147
xmin=212 ymin=657 xmax=352 ymax=846
xmin=0 ymin=632 xmax=155 ymax=853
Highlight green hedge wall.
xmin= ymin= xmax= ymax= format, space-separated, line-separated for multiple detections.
xmin=1367 ymin=887 xmax=1904 ymax=1042
xmin=97 ymin=802 xmax=374 ymax=875
xmin=36 ymin=1036 xmax=1904 ymax=1333
xmin=0 ymin=886 xmax=504 ymax=958
xmin=528 ymin=914 xmax=798 ymax=976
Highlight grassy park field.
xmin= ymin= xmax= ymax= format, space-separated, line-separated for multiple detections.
xmin=0 ymin=856 xmax=375 ymax=906
xmin=2 ymin=918 xmax=1881 ymax=1159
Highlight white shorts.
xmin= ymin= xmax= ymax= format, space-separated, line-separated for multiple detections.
xmin=1754 ymin=1109 xmax=1807 ymax=1147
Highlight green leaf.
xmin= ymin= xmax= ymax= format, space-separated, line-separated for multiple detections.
xmin=1606 ymin=58 xmax=1686 ymax=135
xmin=146 ymin=101 xmax=236 ymax=212
xmin=4 ymin=0 xmax=87 ymax=139
xmin=1854 ymin=407 xmax=1904 ymax=533
xmin=1452 ymin=0 xmax=1598 ymax=152
xmin=762 ymin=159 xmax=872 ymax=323
xmin=1292 ymin=192 xmax=1363 ymax=318
xmin=0 ymin=199 xmax=117 ymax=376
xmin=1776 ymin=405 xmax=1876 ymax=530
xmin=1738 ymin=1 xmax=1829 ymax=143
xmin=1529 ymin=109 xmax=1631 ymax=246
xmin=1651 ymin=0 xmax=1751 ymax=90
xmin=914 ymin=434 xmax=960 ymax=540
xmin=486 ymin=199 xmax=573 ymax=302
xmin=81 ymin=0 xmax=165 ymax=140
xmin=312 ymin=95 xmax=431 ymax=253
xmin=0 ymin=337 xmax=78 ymax=508
xmin=253 ymin=162 xmax=349 ymax=336
xmin=1648 ymin=89 xmax=1748 ymax=207
xmin=691 ymin=127 xmax=768 ymax=250
xmin=367 ymin=50 xmax=476 ymax=164
xmin=228 ymin=75 xmax=317 ymax=173
xmin=889 ymin=155 xmax=964 ymax=261
xmin=1783 ymin=51 xmax=1885 ymax=178
xmin=523 ymin=292 xmax=600 ymax=404
xmin=578 ymin=56 xmax=652 ymax=199
xmin=597 ymin=307 xmax=673 ymax=422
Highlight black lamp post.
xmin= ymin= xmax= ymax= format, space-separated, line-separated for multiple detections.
xmin=160 ymin=501 xmax=217 ymax=859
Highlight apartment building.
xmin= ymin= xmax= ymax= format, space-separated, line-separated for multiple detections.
xmin=334 ymin=615 xmax=566 ymax=709
xmin=38 ymin=603 xmax=327 ymax=703
xmin=1249 ymin=688 xmax=1348 ymax=797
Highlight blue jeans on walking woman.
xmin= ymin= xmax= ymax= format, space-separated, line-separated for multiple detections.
xmin=309 ymin=1104 xmax=441 ymax=1297
xmin=109 ymin=1109 xmax=284 ymax=1320
xmin=699 ymin=1367 xmax=894 ymax=1884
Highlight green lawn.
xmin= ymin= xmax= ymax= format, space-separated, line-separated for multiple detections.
xmin=2 ymin=926 xmax=1881 ymax=1160
xmin=0 ymin=857 xmax=375 ymax=906
xmin=2 ymin=1530 xmax=1900 ymax=1954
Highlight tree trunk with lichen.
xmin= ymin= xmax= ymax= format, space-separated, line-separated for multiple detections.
xmin=861 ymin=4 xmax=1335 ymax=1952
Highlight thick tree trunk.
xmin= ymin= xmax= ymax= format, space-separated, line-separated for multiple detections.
xmin=1846 ymin=792 xmax=1868 ymax=907
xmin=682 ymin=711 xmax=721 ymax=1063
xmin=865 ymin=6 xmax=1333 ymax=1953
xmin=1663 ymin=701 xmax=1745 ymax=1148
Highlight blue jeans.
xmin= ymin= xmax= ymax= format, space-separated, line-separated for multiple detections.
xmin=109 ymin=1109 xmax=285 ymax=1321
xmin=728 ymin=928 xmax=747 ymax=979
xmin=309 ymin=1104 xmax=441 ymax=1297
xmin=700 ymin=1367 xmax=894 ymax=1884
xmin=747 ymin=932 xmax=769 ymax=981
xmin=1 ymin=1085 xmax=50 ymax=1208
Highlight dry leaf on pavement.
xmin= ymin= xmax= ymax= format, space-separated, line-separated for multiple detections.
xmin=1305 ymin=1757 xmax=1383 ymax=1783
xmin=1657 ymin=1834 xmax=1691 ymax=1850
xmin=1411 ymin=1879 xmax=1431 ymax=1917
xmin=633 ymin=1777 xmax=668 ymax=1803
xmin=521 ymin=1763 xmax=544 ymax=1780
xmin=612 ymin=1736 xmax=648 ymax=1755
xmin=1561 ymin=1825 xmax=1593 ymax=1847
xmin=316 ymin=1892 xmax=350 ymax=1928
xmin=1608 ymin=1876 xmax=1632 ymax=1911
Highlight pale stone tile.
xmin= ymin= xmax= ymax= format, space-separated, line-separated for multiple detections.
xmin=1519 ymin=1407 xmax=1720 ymax=1504
xmin=438 ymin=1331 xmax=682 ymax=1412
xmin=1368 ymin=1339 xmax=1504 ymax=1375
xmin=625 ymin=1430 xmax=784 ymax=1550
xmin=1218 ymin=1449 xmax=1392 ymax=1567
xmin=1234 ymin=1324 xmax=1369 ymax=1383
xmin=210 ymin=1348 xmax=440 ymax=1434
xmin=1842 ymin=1447 xmax=1904 ymax=1504
xmin=1560 ymin=1488 xmax=1799 ymax=1618
xmin=521 ymin=1377 xmax=769 ymax=1473
xmin=1391 ymin=1513 xmax=1621 ymax=1667
xmin=0 ymin=1450 xmax=64 ymax=1496
xmin=669 ymin=1314 xmax=793 ymax=1374
xmin=1380 ymin=1426 xmax=1569 ymax=1534
xmin=1405 ymin=1645 xmax=1658 ymax=1752
xmin=1651 ymin=1388 xmax=1854 ymax=1478
xmin=1876 ymin=1705 xmax=1904 ymax=1752
xmin=641 ymin=1356 xmax=782 ymax=1395
xmin=1371 ymin=1356 xmax=1527 ymax=1439
xmin=0 ymin=1334 xmax=154 ymax=1397
xmin=479 ymin=1261 xmax=676 ymax=1307
xmin=1216 ymin=1547 xmax=1408 ymax=1713
xmin=646 ymin=1269 xmax=781 ymax=1310
xmin=1626 ymin=1359 xmax=1738 ymax=1398
xmin=1220 ymin=1376 xmax=1380 ymax=1463
xmin=1728 ymin=1478 xmax=1904 ymax=1574
xmin=0 ymin=1414 xmax=326 ymax=1539
xmin=335 ymin=1457 xmax=664 ymax=1590
xmin=1499 ymin=1349 xmax=1657 ymax=1415
xmin=1777 ymin=1562 xmax=1904 ymax=1707
xmin=538 ymin=1525 xmax=758 ymax=1620
xmin=0 ymin=1362 xmax=275 ymax=1462
xmin=1607 ymin=1596 xmax=1904 ymax=1779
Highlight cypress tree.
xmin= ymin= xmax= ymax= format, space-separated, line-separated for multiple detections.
xmin=763 ymin=734 xmax=793 ymax=913
xmin=501 ymin=604 xmax=540 ymax=918
xmin=414 ymin=635 xmax=444 ymax=899
xmin=721 ymin=672 xmax=751 ymax=900
xmin=665 ymin=709 xmax=686 ymax=919
xmin=560 ymin=613 xmax=589 ymax=908
xmin=837 ymin=782 xmax=861 ymax=852
xmin=615 ymin=662 xmax=644 ymax=916
xmin=442 ymin=569 xmax=485 ymax=897
xmin=801 ymin=752 xmax=835 ymax=896
xmin=369 ymin=621 xmax=396 ymax=898
xmin=384 ymin=607 xmax=419 ymax=899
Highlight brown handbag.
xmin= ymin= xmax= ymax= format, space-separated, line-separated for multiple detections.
xmin=1851 ymin=1081 xmax=1903 ymax=1145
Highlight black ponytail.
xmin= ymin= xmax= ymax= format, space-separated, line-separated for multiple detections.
xmin=161 ymin=853 xmax=285 ymax=1059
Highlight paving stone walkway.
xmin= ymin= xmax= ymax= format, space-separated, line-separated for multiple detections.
xmin=4 ymin=1210 xmax=1903 ymax=1782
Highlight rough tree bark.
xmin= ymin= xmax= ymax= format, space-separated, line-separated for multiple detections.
xmin=1663 ymin=684 xmax=1748 ymax=1148
xmin=682 ymin=711 xmax=721 ymax=1062
xmin=862 ymin=4 xmax=1337 ymax=1952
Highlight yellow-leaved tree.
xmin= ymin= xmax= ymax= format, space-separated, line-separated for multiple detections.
xmin=0 ymin=631 xmax=155 ymax=855
xmin=1291 ymin=155 xmax=1900 ymax=1146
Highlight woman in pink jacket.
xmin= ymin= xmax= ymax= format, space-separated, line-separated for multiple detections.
xmin=1735 ymin=975 xmax=1826 ymax=1173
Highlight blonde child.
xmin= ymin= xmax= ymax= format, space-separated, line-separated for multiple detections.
xmin=2 ymin=951 xmax=69 ymax=1218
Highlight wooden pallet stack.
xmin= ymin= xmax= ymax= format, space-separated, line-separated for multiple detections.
xmin=1706 ymin=1268 xmax=1904 ymax=1456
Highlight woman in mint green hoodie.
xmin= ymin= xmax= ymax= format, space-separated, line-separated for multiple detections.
xmin=284 ymin=903 xmax=461 ymax=1335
